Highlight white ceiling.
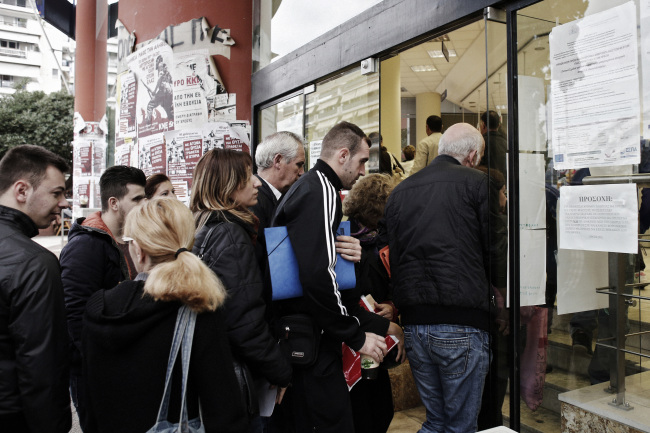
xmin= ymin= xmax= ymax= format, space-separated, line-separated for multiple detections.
xmin=396 ymin=0 xmax=595 ymax=114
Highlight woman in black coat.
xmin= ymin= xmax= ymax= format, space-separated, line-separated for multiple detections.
xmin=190 ymin=149 xmax=292 ymax=425
xmin=342 ymin=173 xmax=406 ymax=433
xmin=83 ymin=198 xmax=248 ymax=433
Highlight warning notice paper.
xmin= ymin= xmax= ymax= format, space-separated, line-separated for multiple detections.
xmin=550 ymin=1 xmax=640 ymax=170
xmin=559 ymin=183 xmax=638 ymax=253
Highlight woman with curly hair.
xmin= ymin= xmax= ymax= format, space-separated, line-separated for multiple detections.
xmin=342 ymin=173 xmax=405 ymax=433
xmin=83 ymin=198 xmax=248 ymax=432
xmin=190 ymin=148 xmax=292 ymax=429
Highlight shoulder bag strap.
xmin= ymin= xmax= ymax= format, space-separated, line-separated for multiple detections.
xmin=197 ymin=222 xmax=224 ymax=260
xmin=179 ymin=307 xmax=198 ymax=427
xmin=153 ymin=305 xmax=191 ymax=423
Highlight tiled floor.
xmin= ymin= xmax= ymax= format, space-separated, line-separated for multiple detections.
xmin=387 ymin=406 xmax=426 ymax=433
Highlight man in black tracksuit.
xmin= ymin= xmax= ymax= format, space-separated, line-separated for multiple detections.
xmin=272 ymin=121 xmax=387 ymax=433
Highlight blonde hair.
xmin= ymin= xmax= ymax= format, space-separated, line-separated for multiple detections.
xmin=343 ymin=173 xmax=396 ymax=229
xmin=124 ymin=198 xmax=227 ymax=312
xmin=190 ymin=148 xmax=256 ymax=231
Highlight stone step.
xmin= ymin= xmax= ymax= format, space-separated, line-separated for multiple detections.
xmin=502 ymin=393 xmax=561 ymax=433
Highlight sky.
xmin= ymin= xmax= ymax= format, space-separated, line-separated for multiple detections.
xmin=271 ymin=0 xmax=381 ymax=59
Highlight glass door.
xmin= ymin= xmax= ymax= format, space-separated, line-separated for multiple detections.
xmin=511 ymin=1 xmax=650 ymax=431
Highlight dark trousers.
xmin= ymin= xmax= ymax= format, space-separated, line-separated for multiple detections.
xmin=70 ymin=372 xmax=92 ymax=432
xmin=0 ymin=411 xmax=29 ymax=432
xmin=284 ymin=346 xmax=354 ymax=433
xmin=349 ymin=368 xmax=394 ymax=433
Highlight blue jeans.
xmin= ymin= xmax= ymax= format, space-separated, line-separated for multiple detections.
xmin=404 ymin=324 xmax=491 ymax=433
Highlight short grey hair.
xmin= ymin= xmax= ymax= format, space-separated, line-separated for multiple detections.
xmin=438 ymin=123 xmax=484 ymax=161
xmin=255 ymin=131 xmax=304 ymax=170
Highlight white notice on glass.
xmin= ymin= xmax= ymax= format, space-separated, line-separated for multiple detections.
xmin=641 ymin=0 xmax=650 ymax=135
xmin=309 ymin=141 xmax=322 ymax=169
xmin=519 ymin=153 xmax=546 ymax=230
xmin=550 ymin=1 xmax=640 ymax=169
xmin=520 ymin=229 xmax=547 ymax=307
xmin=559 ymin=183 xmax=638 ymax=253
xmin=556 ymin=249 xmax=609 ymax=315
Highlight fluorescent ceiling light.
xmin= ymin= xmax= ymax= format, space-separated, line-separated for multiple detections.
xmin=410 ymin=65 xmax=436 ymax=72
xmin=428 ymin=49 xmax=456 ymax=58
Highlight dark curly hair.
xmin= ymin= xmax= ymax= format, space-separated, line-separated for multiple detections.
xmin=343 ymin=173 xmax=396 ymax=229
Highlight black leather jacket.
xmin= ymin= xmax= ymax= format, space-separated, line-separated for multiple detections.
xmin=193 ymin=211 xmax=291 ymax=387
xmin=384 ymin=155 xmax=497 ymax=332
xmin=0 ymin=205 xmax=71 ymax=432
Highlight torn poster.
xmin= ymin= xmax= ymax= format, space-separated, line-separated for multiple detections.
xmin=173 ymin=49 xmax=210 ymax=129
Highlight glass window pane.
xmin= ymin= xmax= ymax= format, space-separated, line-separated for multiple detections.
xmin=259 ymin=94 xmax=304 ymax=142
xmin=516 ymin=1 xmax=648 ymax=430
xmin=304 ymin=67 xmax=378 ymax=170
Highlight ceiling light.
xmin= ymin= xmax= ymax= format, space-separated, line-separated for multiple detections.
xmin=432 ymin=35 xmax=450 ymax=42
xmin=428 ymin=49 xmax=457 ymax=58
xmin=410 ymin=65 xmax=436 ymax=72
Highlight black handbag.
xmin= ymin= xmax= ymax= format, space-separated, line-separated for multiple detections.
xmin=197 ymin=222 xmax=259 ymax=420
xmin=275 ymin=314 xmax=321 ymax=367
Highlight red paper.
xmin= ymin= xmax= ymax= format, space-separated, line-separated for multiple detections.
xmin=342 ymin=295 xmax=399 ymax=390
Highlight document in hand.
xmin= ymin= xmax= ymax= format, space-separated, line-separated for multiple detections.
xmin=265 ymin=220 xmax=356 ymax=300
xmin=342 ymin=294 xmax=400 ymax=390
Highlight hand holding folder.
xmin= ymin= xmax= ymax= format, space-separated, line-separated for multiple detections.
xmin=265 ymin=221 xmax=356 ymax=300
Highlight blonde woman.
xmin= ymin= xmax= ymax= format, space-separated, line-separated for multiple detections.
xmin=190 ymin=149 xmax=292 ymax=426
xmin=82 ymin=198 xmax=248 ymax=433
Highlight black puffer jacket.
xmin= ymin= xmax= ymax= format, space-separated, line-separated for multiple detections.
xmin=384 ymin=155 xmax=495 ymax=332
xmin=60 ymin=211 xmax=132 ymax=372
xmin=0 ymin=205 xmax=71 ymax=432
xmin=83 ymin=279 xmax=249 ymax=433
xmin=193 ymin=211 xmax=291 ymax=387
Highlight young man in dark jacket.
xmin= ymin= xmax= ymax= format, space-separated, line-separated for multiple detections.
xmin=271 ymin=121 xmax=387 ymax=433
xmin=385 ymin=122 xmax=494 ymax=433
xmin=0 ymin=145 xmax=72 ymax=432
xmin=59 ymin=165 xmax=146 ymax=431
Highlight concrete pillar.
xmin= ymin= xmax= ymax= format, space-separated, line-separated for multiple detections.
xmin=118 ymin=0 xmax=253 ymax=122
xmin=74 ymin=0 xmax=107 ymax=122
xmin=415 ymin=92 xmax=441 ymax=145
xmin=380 ymin=55 xmax=401 ymax=157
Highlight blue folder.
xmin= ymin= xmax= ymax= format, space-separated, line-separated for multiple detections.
xmin=265 ymin=221 xmax=356 ymax=300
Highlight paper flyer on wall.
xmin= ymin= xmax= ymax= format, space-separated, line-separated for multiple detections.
xmin=115 ymin=137 xmax=136 ymax=167
xmin=210 ymin=93 xmax=236 ymax=122
xmin=141 ymin=17 xmax=235 ymax=60
xmin=127 ymin=39 xmax=175 ymax=138
xmin=164 ymin=129 xmax=204 ymax=205
xmin=115 ymin=19 xmax=135 ymax=75
xmin=138 ymin=133 xmax=166 ymax=177
xmin=74 ymin=137 xmax=93 ymax=176
xmin=173 ymin=49 xmax=210 ymax=129
xmin=116 ymin=72 xmax=137 ymax=139
xmin=559 ymin=183 xmax=638 ymax=254
xmin=202 ymin=122 xmax=229 ymax=152
xmin=549 ymin=1 xmax=640 ymax=169
xmin=225 ymin=121 xmax=251 ymax=154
